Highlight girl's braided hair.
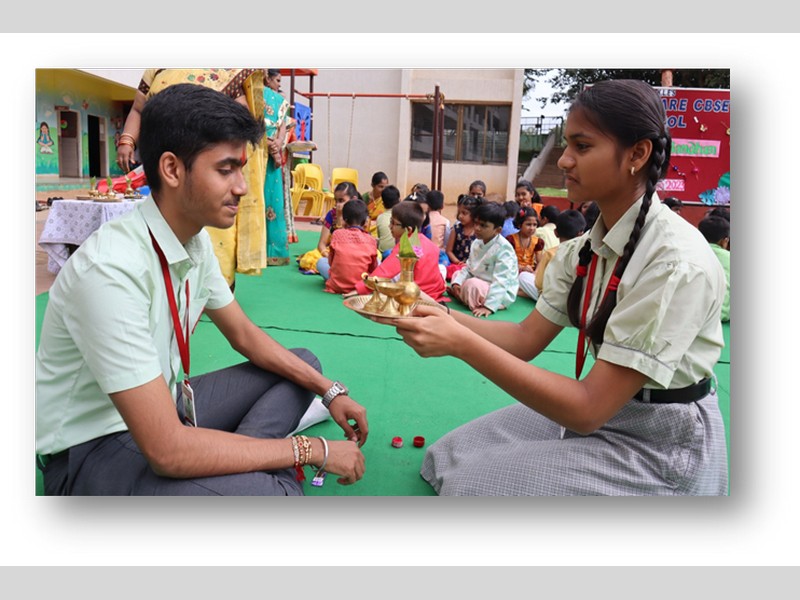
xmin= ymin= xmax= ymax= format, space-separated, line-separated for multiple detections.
xmin=565 ymin=80 xmax=672 ymax=345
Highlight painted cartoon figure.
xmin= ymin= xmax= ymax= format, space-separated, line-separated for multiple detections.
xmin=37 ymin=122 xmax=54 ymax=154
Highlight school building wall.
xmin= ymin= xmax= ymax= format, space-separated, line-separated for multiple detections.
xmin=306 ymin=68 xmax=523 ymax=206
xmin=35 ymin=69 xmax=136 ymax=179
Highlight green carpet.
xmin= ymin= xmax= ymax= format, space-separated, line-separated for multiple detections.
xmin=35 ymin=229 xmax=731 ymax=496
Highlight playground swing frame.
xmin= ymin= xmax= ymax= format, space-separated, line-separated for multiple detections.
xmin=293 ymin=85 xmax=446 ymax=192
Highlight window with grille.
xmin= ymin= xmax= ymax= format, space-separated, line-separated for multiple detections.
xmin=411 ymin=102 xmax=510 ymax=165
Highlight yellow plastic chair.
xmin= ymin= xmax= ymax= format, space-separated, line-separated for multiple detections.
xmin=330 ymin=167 xmax=359 ymax=191
xmin=290 ymin=168 xmax=307 ymax=215
xmin=298 ymin=163 xmax=326 ymax=193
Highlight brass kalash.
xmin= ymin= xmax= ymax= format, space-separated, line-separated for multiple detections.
xmin=357 ymin=230 xmax=421 ymax=317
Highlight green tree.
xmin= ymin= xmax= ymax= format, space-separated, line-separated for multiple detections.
xmin=524 ymin=68 xmax=730 ymax=109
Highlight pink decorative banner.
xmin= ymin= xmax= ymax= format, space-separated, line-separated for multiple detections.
xmin=657 ymin=179 xmax=686 ymax=192
xmin=671 ymin=138 xmax=721 ymax=158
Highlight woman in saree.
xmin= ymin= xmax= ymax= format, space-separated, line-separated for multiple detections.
xmin=117 ymin=68 xmax=268 ymax=288
xmin=262 ymin=69 xmax=296 ymax=266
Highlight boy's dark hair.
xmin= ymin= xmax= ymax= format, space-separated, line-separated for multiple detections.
xmin=474 ymin=201 xmax=507 ymax=229
xmin=513 ymin=205 xmax=538 ymax=229
xmin=707 ymin=206 xmax=730 ymax=221
xmin=698 ymin=215 xmax=730 ymax=243
xmin=342 ymin=198 xmax=369 ymax=227
xmin=424 ymin=190 xmax=444 ymax=211
xmin=371 ymin=171 xmax=389 ymax=186
xmin=139 ymin=83 xmax=264 ymax=194
xmin=540 ymin=205 xmax=560 ymax=223
xmin=381 ymin=184 xmax=402 ymax=209
xmin=663 ymin=196 xmax=683 ymax=210
xmin=334 ymin=181 xmax=359 ymax=199
xmin=554 ymin=209 xmax=586 ymax=240
xmin=391 ymin=200 xmax=425 ymax=230
xmin=504 ymin=200 xmax=521 ymax=219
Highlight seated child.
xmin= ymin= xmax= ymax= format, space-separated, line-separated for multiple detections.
xmin=422 ymin=190 xmax=451 ymax=251
xmin=449 ymin=202 xmax=518 ymax=317
xmin=444 ymin=194 xmax=480 ymax=281
xmin=361 ymin=171 xmax=389 ymax=236
xmin=375 ymin=185 xmax=402 ymax=259
xmin=325 ymin=199 xmax=378 ymax=294
xmin=536 ymin=205 xmax=561 ymax=250
xmin=351 ymin=200 xmax=446 ymax=303
xmin=468 ymin=179 xmax=486 ymax=199
xmin=698 ymin=214 xmax=730 ymax=322
xmin=507 ymin=206 xmax=544 ymax=296
xmin=298 ymin=181 xmax=358 ymax=277
xmin=521 ymin=209 xmax=586 ymax=301
xmin=501 ymin=200 xmax=521 ymax=237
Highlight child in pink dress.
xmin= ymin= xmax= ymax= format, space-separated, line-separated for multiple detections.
xmin=325 ymin=199 xmax=378 ymax=295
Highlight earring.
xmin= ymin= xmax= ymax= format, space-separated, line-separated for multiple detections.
xmin=630 ymin=166 xmax=636 ymax=176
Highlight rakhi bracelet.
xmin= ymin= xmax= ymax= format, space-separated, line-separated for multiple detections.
xmin=291 ymin=436 xmax=305 ymax=481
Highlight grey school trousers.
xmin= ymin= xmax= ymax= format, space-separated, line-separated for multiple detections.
xmin=42 ymin=348 xmax=319 ymax=496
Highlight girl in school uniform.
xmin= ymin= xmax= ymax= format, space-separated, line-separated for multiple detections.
xmin=382 ymin=79 xmax=729 ymax=496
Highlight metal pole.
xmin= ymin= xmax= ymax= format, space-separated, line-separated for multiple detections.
xmin=431 ymin=85 xmax=440 ymax=190
xmin=437 ymin=88 xmax=444 ymax=190
xmin=309 ymin=73 xmax=314 ymax=162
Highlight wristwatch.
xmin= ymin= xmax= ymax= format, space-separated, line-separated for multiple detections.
xmin=322 ymin=381 xmax=348 ymax=409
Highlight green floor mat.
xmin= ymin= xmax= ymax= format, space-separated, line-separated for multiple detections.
xmin=35 ymin=230 xmax=731 ymax=495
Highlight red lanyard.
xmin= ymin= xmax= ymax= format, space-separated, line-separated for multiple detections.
xmin=575 ymin=253 xmax=620 ymax=379
xmin=149 ymin=230 xmax=190 ymax=383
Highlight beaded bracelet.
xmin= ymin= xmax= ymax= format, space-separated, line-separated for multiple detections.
xmin=292 ymin=435 xmax=314 ymax=481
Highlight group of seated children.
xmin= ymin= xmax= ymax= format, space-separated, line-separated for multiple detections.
xmin=698 ymin=207 xmax=730 ymax=322
xmin=300 ymin=174 xmax=601 ymax=319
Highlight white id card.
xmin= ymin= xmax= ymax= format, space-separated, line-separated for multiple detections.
xmin=182 ymin=380 xmax=197 ymax=427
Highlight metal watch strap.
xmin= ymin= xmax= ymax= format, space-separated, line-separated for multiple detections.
xmin=322 ymin=381 xmax=348 ymax=409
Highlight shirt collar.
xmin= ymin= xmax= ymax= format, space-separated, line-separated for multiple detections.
xmin=588 ymin=193 xmax=663 ymax=259
xmin=140 ymin=196 xmax=205 ymax=268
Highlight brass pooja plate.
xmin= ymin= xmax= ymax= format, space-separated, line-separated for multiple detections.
xmin=343 ymin=294 xmax=446 ymax=320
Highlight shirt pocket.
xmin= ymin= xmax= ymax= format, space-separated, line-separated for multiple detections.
xmin=188 ymin=288 xmax=210 ymax=334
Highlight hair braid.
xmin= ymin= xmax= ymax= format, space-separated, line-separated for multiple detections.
xmin=585 ymin=135 xmax=667 ymax=344
xmin=567 ymin=239 xmax=595 ymax=328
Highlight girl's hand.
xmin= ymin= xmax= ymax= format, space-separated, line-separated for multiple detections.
xmin=472 ymin=306 xmax=493 ymax=318
xmin=374 ymin=303 xmax=466 ymax=359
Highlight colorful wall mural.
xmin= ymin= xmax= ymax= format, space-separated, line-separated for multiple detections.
xmin=35 ymin=69 xmax=136 ymax=178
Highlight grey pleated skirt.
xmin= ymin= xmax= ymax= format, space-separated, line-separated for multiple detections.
xmin=420 ymin=392 xmax=729 ymax=496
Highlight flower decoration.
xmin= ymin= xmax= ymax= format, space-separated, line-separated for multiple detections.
xmin=714 ymin=186 xmax=731 ymax=205
xmin=399 ymin=228 xmax=423 ymax=259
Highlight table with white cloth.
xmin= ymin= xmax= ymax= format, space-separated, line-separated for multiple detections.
xmin=38 ymin=198 xmax=145 ymax=274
